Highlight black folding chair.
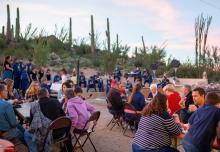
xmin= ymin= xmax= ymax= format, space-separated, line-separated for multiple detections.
xmin=42 ymin=116 xmax=72 ymax=152
xmin=123 ymin=103 xmax=141 ymax=137
xmin=72 ymin=111 xmax=101 ymax=152
xmin=106 ymin=98 xmax=124 ymax=130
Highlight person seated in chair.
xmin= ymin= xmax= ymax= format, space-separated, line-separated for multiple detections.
xmin=29 ymin=88 xmax=72 ymax=152
xmin=107 ymin=80 xmax=124 ymax=116
xmin=0 ymin=84 xmax=30 ymax=152
xmin=113 ymin=67 xmax=122 ymax=82
xmin=148 ymin=83 xmax=161 ymax=99
xmin=142 ymin=69 xmax=153 ymax=86
xmin=132 ymin=94 xmax=182 ymax=152
xmin=87 ymin=76 xmax=96 ymax=92
xmin=66 ymin=89 xmax=96 ymax=132
xmin=157 ymin=75 xmax=170 ymax=88
xmin=179 ymin=84 xmax=194 ymax=124
xmin=79 ymin=72 xmax=86 ymax=88
xmin=97 ymin=77 xmax=104 ymax=92
xmin=106 ymin=75 xmax=112 ymax=94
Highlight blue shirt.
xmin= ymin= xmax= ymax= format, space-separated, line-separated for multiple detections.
xmin=21 ymin=70 xmax=29 ymax=80
xmin=183 ymin=104 xmax=220 ymax=152
xmin=0 ymin=99 xmax=21 ymax=140
xmin=131 ymin=92 xmax=146 ymax=111
xmin=12 ymin=63 xmax=21 ymax=77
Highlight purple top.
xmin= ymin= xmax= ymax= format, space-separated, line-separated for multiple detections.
xmin=67 ymin=96 xmax=96 ymax=129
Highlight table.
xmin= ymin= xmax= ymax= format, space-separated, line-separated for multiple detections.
xmin=14 ymin=102 xmax=31 ymax=124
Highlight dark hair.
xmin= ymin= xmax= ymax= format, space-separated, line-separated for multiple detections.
xmin=61 ymin=68 xmax=67 ymax=75
xmin=193 ymin=87 xmax=205 ymax=96
xmin=205 ymin=92 xmax=220 ymax=105
xmin=142 ymin=93 xmax=167 ymax=116
xmin=133 ymin=83 xmax=142 ymax=93
xmin=62 ymin=81 xmax=73 ymax=92
xmin=74 ymin=87 xmax=83 ymax=94
xmin=65 ymin=88 xmax=75 ymax=99
xmin=0 ymin=84 xmax=6 ymax=92
xmin=4 ymin=56 xmax=11 ymax=61
xmin=38 ymin=88 xmax=48 ymax=98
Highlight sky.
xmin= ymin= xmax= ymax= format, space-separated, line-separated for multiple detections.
xmin=0 ymin=0 xmax=220 ymax=62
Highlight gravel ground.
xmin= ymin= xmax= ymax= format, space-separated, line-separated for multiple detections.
xmin=75 ymin=99 xmax=185 ymax=152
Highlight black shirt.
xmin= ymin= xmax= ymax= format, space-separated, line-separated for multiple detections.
xmin=30 ymin=71 xmax=37 ymax=81
xmin=107 ymin=88 xmax=123 ymax=112
xmin=3 ymin=61 xmax=12 ymax=71
xmin=46 ymin=74 xmax=51 ymax=81
xmin=38 ymin=71 xmax=44 ymax=80
xmin=185 ymin=91 xmax=194 ymax=109
xmin=38 ymin=97 xmax=65 ymax=121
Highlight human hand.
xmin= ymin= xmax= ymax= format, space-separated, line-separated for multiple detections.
xmin=189 ymin=104 xmax=197 ymax=112
xmin=173 ymin=114 xmax=181 ymax=124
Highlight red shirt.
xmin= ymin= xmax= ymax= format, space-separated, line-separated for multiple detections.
xmin=167 ymin=91 xmax=181 ymax=115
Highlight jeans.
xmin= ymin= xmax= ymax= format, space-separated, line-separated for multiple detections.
xmin=132 ymin=143 xmax=179 ymax=152
xmin=24 ymin=131 xmax=38 ymax=152
xmin=182 ymin=139 xmax=200 ymax=152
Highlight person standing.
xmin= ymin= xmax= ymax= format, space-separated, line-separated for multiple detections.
xmin=12 ymin=58 xmax=21 ymax=91
xmin=2 ymin=56 xmax=13 ymax=80
xmin=20 ymin=65 xmax=30 ymax=97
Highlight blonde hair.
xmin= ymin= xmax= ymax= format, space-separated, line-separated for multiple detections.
xmin=25 ymin=81 xmax=40 ymax=101
xmin=4 ymin=79 xmax=14 ymax=93
xmin=163 ymin=84 xmax=175 ymax=92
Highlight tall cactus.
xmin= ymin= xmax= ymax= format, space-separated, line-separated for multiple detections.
xmin=2 ymin=26 xmax=5 ymax=36
xmin=11 ymin=25 xmax=14 ymax=40
xmin=68 ymin=17 xmax=72 ymax=49
xmin=6 ymin=4 xmax=11 ymax=42
xmin=15 ymin=7 xmax=20 ymax=41
xmin=90 ymin=15 xmax=95 ymax=54
xmin=116 ymin=34 xmax=119 ymax=51
xmin=141 ymin=36 xmax=146 ymax=52
xmin=106 ymin=18 xmax=111 ymax=51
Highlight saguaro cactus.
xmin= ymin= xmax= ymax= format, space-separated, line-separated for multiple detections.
xmin=2 ymin=26 xmax=5 ymax=36
xmin=6 ymin=4 xmax=11 ymax=42
xmin=90 ymin=15 xmax=95 ymax=54
xmin=106 ymin=18 xmax=111 ymax=51
xmin=15 ymin=7 xmax=20 ymax=41
xmin=11 ymin=25 xmax=14 ymax=40
xmin=69 ymin=17 xmax=72 ymax=49
xmin=141 ymin=36 xmax=146 ymax=52
xmin=116 ymin=34 xmax=119 ymax=51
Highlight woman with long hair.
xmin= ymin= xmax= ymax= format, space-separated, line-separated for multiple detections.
xmin=25 ymin=81 xmax=41 ymax=102
xmin=132 ymin=94 xmax=182 ymax=152
xmin=128 ymin=83 xmax=145 ymax=111
xmin=2 ymin=56 xmax=13 ymax=80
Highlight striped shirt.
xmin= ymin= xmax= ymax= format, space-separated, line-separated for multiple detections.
xmin=133 ymin=112 xmax=182 ymax=150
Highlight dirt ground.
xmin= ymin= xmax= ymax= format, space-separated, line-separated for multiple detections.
xmin=75 ymin=101 xmax=132 ymax=152
xmin=76 ymin=99 xmax=185 ymax=152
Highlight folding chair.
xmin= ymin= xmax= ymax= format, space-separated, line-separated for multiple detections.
xmin=72 ymin=111 xmax=101 ymax=152
xmin=42 ymin=116 xmax=72 ymax=152
xmin=106 ymin=98 xmax=124 ymax=130
xmin=123 ymin=103 xmax=141 ymax=137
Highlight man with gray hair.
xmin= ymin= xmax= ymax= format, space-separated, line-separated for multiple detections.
xmin=179 ymin=84 xmax=194 ymax=123
xmin=0 ymin=84 xmax=29 ymax=152
xmin=148 ymin=84 xmax=161 ymax=98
